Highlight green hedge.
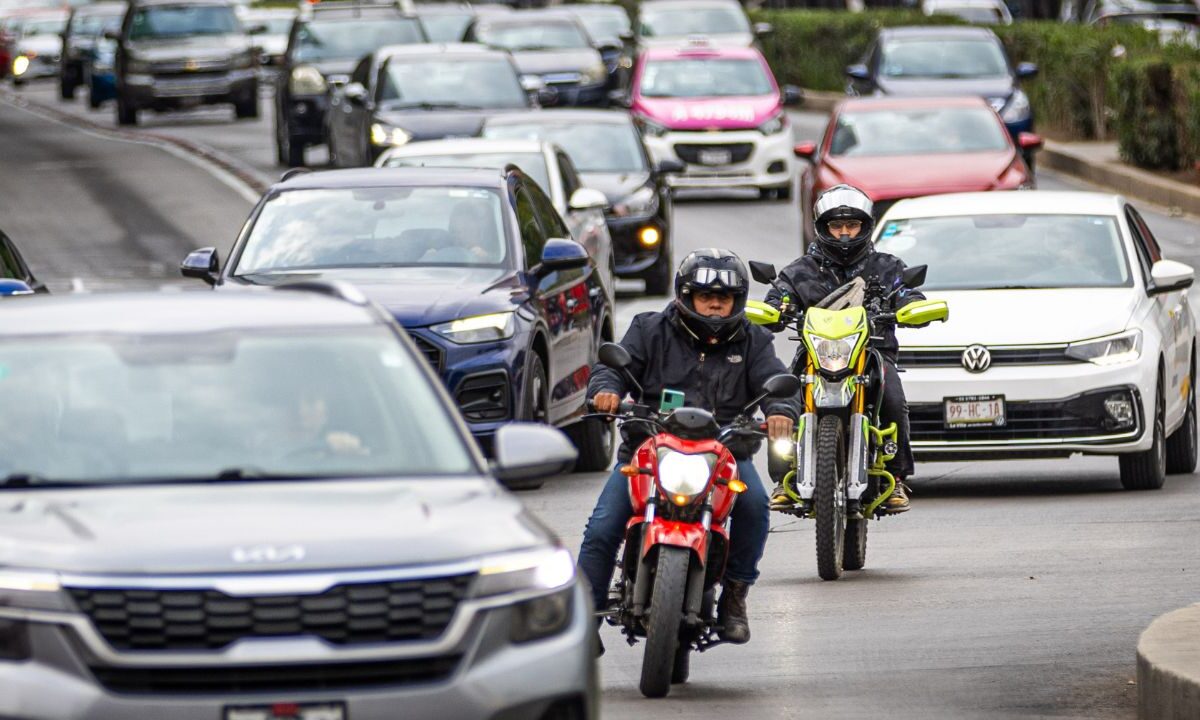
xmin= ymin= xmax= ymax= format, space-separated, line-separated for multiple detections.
xmin=1110 ymin=56 xmax=1200 ymax=171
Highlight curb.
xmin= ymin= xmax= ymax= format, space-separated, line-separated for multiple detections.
xmin=1039 ymin=141 xmax=1200 ymax=217
xmin=1137 ymin=603 xmax=1200 ymax=719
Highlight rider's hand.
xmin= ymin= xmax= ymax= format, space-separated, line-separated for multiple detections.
xmin=766 ymin=415 xmax=793 ymax=442
xmin=593 ymin=392 xmax=621 ymax=414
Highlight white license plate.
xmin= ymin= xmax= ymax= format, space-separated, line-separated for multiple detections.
xmin=697 ymin=149 xmax=732 ymax=165
xmin=225 ymin=703 xmax=346 ymax=720
xmin=944 ymin=395 xmax=1006 ymax=428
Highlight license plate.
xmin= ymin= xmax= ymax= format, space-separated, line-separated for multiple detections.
xmin=697 ymin=149 xmax=731 ymax=165
xmin=944 ymin=394 xmax=1006 ymax=428
xmin=224 ymin=703 xmax=346 ymax=720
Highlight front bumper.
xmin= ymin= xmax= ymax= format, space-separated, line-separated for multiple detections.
xmin=123 ymin=69 xmax=257 ymax=108
xmin=901 ymin=357 xmax=1153 ymax=460
xmin=0 ymin=581 xmax=595 ymax=720
xmin=606 ymin=211 xmax=667 ymax=276
xmin=644 ymin=128 xmax=794 ymax=191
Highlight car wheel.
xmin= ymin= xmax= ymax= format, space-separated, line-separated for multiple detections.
xmin=509 ymin=353 xmax=550 ymax=490
xmin=116 ymin=93 xmax=137 ymax=126
xmin=1120 ymin=380 xmax=1167 ymax=490
xmin=644 ymin=251 xmax=672 ymax=296
xmin=1166 ymin=357 xmax=1197 ymax=474
xmin=566 ymin=416 xmax=613 ymax=473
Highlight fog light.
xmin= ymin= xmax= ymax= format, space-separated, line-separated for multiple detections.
xmin=638 ymin=226 xmax=661 ymax=247
xmin=1104 ymin=394 xmax=1135 ymax=428
xmin=12 ymin=55 xmax=29 ymax=76
xmin=767 ymin=160 xmax=786 ymax=174
xmin=511 ymin=587 xmax=573 ymax=643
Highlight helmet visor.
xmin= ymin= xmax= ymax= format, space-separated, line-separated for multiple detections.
xmin=688 ymin=267 xmax=745 ymax=291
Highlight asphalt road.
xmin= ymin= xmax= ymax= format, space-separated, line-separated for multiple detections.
xmin=4 ymin=81 xmax=1200 ymax=719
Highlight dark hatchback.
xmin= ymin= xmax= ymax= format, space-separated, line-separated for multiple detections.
xmin=326 ymin=43 xmax=535 ymax=168
xmin=845 ymin=26 xmax=1038 ymax=142
xmin=273 ymin=1 xmax=426 ymax=167
xmin=180 ymin=166 xmax=615 ymax=476
xmin=484 ymin=108 xmax=681 ymax=295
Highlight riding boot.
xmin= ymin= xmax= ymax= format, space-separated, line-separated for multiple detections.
xmin=886 ymin=479 xmax=911 ymax=513
xmin=717 ymin=580 xmax=751 ymax=644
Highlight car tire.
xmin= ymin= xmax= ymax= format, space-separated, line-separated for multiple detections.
xmin=116 ymin=93 xmax=137 ymax=126
xmin=566 ymin=416 xmax=613 ymax=473
xmin=1166 ymin=358 xmax=1197 ymax=474
xmin=508 ymin=353 xmax=550 ymax=490
xmin=643 ymin=251 xmax=672 ymax=296
xmin=1120 ymin=381 xmax=1167 ymax=490
xmin=235 ymin=95 xmax=259 ymax=120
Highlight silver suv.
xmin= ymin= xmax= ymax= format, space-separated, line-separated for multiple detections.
xmin=0 ymin=285 xmax=596 ymax=720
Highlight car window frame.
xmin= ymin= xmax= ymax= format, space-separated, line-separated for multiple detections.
xmin=512 ymin=180 xmax=548 ymax=271
xmin=1125 ymin=205 xmax=1156 ymax=286
xmin=556 ymin=149 xmax=582 ymax=204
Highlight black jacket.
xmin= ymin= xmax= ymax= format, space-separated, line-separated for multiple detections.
xmin=588 ymin=304 xmax=800 ymax=461
xmin=765 ymin=244 xmax=926 ymax=359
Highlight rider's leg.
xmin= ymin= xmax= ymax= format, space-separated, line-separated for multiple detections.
xmin=720 ymin=460 xmax=769 ymax=643
xmin=577 ymin=464 xmax=636 ymax=612
xmin=880 ymin=359 xmax=914 ymax=510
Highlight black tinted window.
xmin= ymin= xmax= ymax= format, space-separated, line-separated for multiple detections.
xmin=129 ymin=5 xmax=239 ymax=40
xmin=515 ymin=185 xmax=547 ymax=269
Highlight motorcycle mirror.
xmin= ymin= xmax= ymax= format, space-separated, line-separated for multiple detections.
xmin=598 ymin=341 xmax=644 ymax=401
xmin=901 ymin=264 xmax=928 ymax=289
xmin=763 ymin=373 xmax=802 ymax=399
xmin=749 ymin=260 xmax=777 ymax=284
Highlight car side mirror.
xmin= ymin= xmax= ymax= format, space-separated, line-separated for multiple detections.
xmin=538 ymin=237 xmax=589 ymax=274
xmin=491 ymin=423 xmax=578 ymax=486
xmin=599 ymin=341 xmax=632 ymax=369
xmin=520 ymin=74 xmax=545 ymax=92
xmin=535 ymin=87 xmax=558 ymax=107
xmin=753 ymin=21 xmax=773 ymax=38
xmin=181 ymin=247 xmax=220 ymax=286
xmin=0 ymin=279 xmax=34 ymax=297
xmin=749 ymin=260 xmax=778 ymax=284
xmin=607 ymin=88 xmax=630 ymax=108
xmin=343 ymin=82 xmax=368 ymax=106
xmin=1016 ymin=61 xmax=1038 ymax=79
xmin=568 ymin=187 xmax=608 ymax=211
xmin=618 ymin=29 xmax=635 ymax=44
xmin=597 ymin=41 xmax=622 ymax=54
xmin=1017 ymin=132 xmax=1043 ymax=151
xmin=782 ymin=85 xmax=803 ymax=107
xmin=793 ymin=141 xmax=818 ymax=161
xmin=900 ymin=264 xmax=928 ymax=289
xmin=654 ymin=158 xmax=685 ymax=174
xmin=1148 ymin=259 xmax=1194 ymax=296
xmin=245 ymin=23 xmax=268 ymax=35
xmin=845 ymin=63 xmax=870 ymax=81
xmin=103 ymin=29 xmax=120 ymax=41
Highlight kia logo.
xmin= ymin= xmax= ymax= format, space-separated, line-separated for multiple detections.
xmin=962 ymin=345 xmax=992 ymax=373
xmin=232 ymin=544 xmax=306 ymax=564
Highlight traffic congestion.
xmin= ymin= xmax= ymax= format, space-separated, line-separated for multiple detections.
xmin=1 ymin=0 xmax=1199 ymax=717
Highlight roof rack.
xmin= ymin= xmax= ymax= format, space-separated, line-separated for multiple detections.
xmin=273 ymin=279 xmax=371 ymax=307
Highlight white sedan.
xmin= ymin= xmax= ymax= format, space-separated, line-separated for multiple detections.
xmin=877 ymin=191 xmax=1197 ymax=490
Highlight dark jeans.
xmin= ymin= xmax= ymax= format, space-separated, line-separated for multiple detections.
xmin=577 ymin=460 xmax=769 ymax=611
xmin=880 ymin=359 xmax=915 ymax=478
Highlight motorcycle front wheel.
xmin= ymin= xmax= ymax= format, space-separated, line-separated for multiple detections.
xmin=640 ymin=546 xmax=689 ymax=698
xmin=815 ymin=415 xmax=848 ymax=581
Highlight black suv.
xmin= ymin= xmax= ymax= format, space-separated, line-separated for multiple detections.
xmin=274 ymin=0 xmax=427 ymax=167
xmin=108 ymin=0 xmax=260 ymax=126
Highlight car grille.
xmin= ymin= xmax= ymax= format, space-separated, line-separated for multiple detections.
xmin=898 ymin=346 xmax=1076 ymax=368
xmin=909 ymin=390 xmax=1139 ymax=443
xmin=674 ymin=143 xmax=754 ymax=165
xmin=411 ymin=334 xmax=444 ymax=372
xmin=88 ymin=656 xmax=461 ymax=694
xmin=66 ymin=573 xmax=474 ymax=651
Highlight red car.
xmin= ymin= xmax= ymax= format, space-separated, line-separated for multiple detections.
xmin=793 ymin=95 xmax=1042 ymax=245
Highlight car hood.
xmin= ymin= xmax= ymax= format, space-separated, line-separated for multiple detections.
xmin=639 ymin=32 xmax=753 ymax=48
xmin=127 ymin=34 xmax=250 ymax=62
xmin=897 ymin=288 xmax=1139 ymax=347
xmin=375 ymin=107 xmax=524 ymax=141
xmin=579 ymin=170 xmax=652 ymax=203
xmin=19 ymin=35 xmax=60 ymax=55
xmin=635 ymin=94 xmax=778 ymax=131
xmin=232 ymin=266 xmax=523 ymax=328
xmin=0 ymin=478 xmax=549 ymax=575
xmin=875 ymin=75 xmax=1014 ymax=104
xmin=822 ymin=151 xmax=1017 ymax=199
xmin=511 ymin=47 xmax=602 ymax=75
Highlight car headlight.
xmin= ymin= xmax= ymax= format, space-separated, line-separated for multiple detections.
xmin=811 ymin=333 xmax=861 ymax=373
xmin=1065 ymin=329 xmax=1142 ymax=365
xmin=370 ymin=122 xmax=412 ymax=148
xmin=1000 ymin=89 xmax=1031 ymax=123
xmin=757 ymin=111 xmax=787 ymax=135
xmin=614 ymin=185 xmax=657 ymax=217
xmin=473 ymin=547 xmax=576 ymax=598
xmin=657 ymin=451 xmax=716 ymax=506
xmin=432 ymin=311 xmax=515 ymax=344
xmin=289 ymin=64 xmax=326 ymax=95
xmin=581 ymin=61 xmax=607 ymax=85
xmin=636 ymin=115 xmax=669 ymax=138
xmin=0 ymin=569 xmax=71 ymax=612
xmin=510 ymin=586 xmax=573 ymax=643
xmin=11 ymin=55 xmax=29 ymax=76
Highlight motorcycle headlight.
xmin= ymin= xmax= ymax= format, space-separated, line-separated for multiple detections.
xmin=370 ymin=122 xmax=412 ymax=148
xmin=657 ymin=451 xmax=716 ymax=506
xmin=1065 ymin=329 xmax=1142 ymax=365
xmin=811 ymin=333 xmax=862 ymax=373
xmin=614 ymin=185 xmax=657 ymax=217
xmin=636 ymin=115 xmax=669 ymax=138
xmin=289 ymin=64 xmax=326 ymax=95
xmin=581 ymin=61 xmax=607 ymax=85
xmin=1000 ymin=89 xmax=1031 ymax=123
xmin=432 ymin=311 xmax=515 ymax=344
xmin=757 ymin=111 xmax=787 ymax=135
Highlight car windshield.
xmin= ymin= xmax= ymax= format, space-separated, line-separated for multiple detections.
xmin=477 ymin=20 xmax=589 ymax=50
xmin=385 ymin=152 xmax=552 ymax=196
xmin=930 ymin=5 xmax=1007 ymax=22
xmin=294 ymin=18 xmax=425 ymax=62
xmin=830 ymin=107 xmax=1009 ymax=157
xmin=249 ymin=15 xmax=293 ymax=35
xmin=129 ymin=5 xmax=240 ymax=40
xmin=573 ymin=9 xmax=629 ymax=43
xmin=379 ymin=57 xmax=526 ymax=109
xmin=875 ymin=214 xmax=1132 ymax=290
xmin=640 ymin=57 xmax=772 ymax=98
xmin=73 ymin=12 xmax=122 ymax=36
xmin=20 ymin=17 xmax=66 ymax=35
xmin=417 ymin=10 xmax=474 ymax=42
xmin=880 ymin=38 xmax=1010 ymax=78
xmin=485 ymin=121 xmax=647 ymax=172
xmin=0 ymin=328 xmax=478 ymax=484
xmin=639 ymin=4 xmax=749 ymax=36
xmin=236 ymin=186 xmax=511 ymax=273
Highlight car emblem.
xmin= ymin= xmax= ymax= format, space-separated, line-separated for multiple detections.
xmin=232 ymin=544 xmax=306 ymax=564
xmin=961 ymin=344 xmax=992 ymax=373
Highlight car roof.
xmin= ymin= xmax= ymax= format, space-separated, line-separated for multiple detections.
xmin=275 ymin=166 xmax=508 ymax=191
xmin=376 ymin=41 xmax=507 ymax=60
xmin=570 ymin=4 xmax=627 ymax=14
xmin=133 ymin=0 xmax=235 ymax=7
xmin=72 ymin=3 xmax=127 ymax=16
xmin=641 ymin=42 xmax=761 ymax=61
xmin=837 ymin=95 xmax=993 ymax=112
xmin=883 ymin=191 xmax=1128 ymax=220
xmin=880 ymin=25 xmax=1000 ymax=39
xmin=485 ymin=108 xmax=633 ymax=125
xmin=0 ymin=291 xmax=380 ymax=337
xmin=474 ymin=9 xmax=583 ymax=24
xmin=240 ymin=7 xmax=295 ymax=17
xmin=383 ymin=137 xmax=550 ymax=157
xmin=303 ymin=3 xmax=415 ymax=20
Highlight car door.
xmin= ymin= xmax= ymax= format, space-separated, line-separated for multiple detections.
xmin=556 ymin=149 xmax=613 ymax=290
xmin=1126 ymin=205 xmax=1186 ymax=422
xmin=331 ymin=55 xmax=371 ymax=165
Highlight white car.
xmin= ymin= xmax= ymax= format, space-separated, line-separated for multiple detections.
xmin=876 ymin=191 xmax=1197 ymax=490
xmin=922 ymin=0 xmax=1014 ymax=25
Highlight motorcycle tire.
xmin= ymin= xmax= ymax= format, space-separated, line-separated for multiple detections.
xmin=843 ymin=517 xmax=868 ymax=571
xmin=814 ymin=415 xmax=847 ymax=581
xmin=640 ymin=546 xmax=688 ymax=698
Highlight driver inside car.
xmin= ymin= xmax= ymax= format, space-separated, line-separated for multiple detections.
xmin=579 ymin=249 xmax=799 ymax=651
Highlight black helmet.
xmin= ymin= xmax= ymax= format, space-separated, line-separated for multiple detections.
xmin=672 ymin=248 xmax=749 ymax=345
xmin=813 ymin=184 xmax=875 ymax=266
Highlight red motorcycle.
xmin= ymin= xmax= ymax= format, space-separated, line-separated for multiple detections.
xmin=590 ymin=342 xmax=800 ymax=698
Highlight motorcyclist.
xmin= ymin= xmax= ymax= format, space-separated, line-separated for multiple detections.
xmin=765 ymin=184 xmax=924 ymax=513
xmin=579 ymin=249 xmax=799 ymax=647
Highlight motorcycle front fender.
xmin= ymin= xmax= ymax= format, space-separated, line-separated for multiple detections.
xmin=795 ymin=412 xmax=817 ymax=500
xmin=847 ymin=413 xmax=869 ymax=501
xmin=641 ymin=518 xmax=708 ymax=566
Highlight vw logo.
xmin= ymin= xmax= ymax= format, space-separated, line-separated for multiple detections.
xmin=962 ymin=344 xmax=992 ymax=373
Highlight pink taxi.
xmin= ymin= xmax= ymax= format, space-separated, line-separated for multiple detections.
xmin=627 ymin=41 xmax=802 ymax=199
